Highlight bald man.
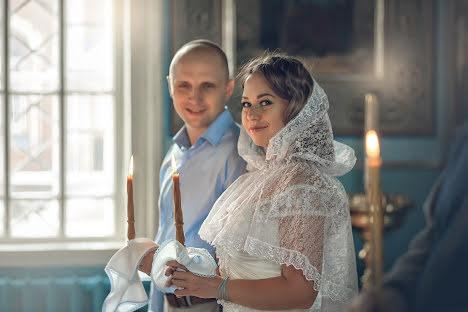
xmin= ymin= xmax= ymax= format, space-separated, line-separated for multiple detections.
xmin=147 ymin=40 xmax=246 ymax=312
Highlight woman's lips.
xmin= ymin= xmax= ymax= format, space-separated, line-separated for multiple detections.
xmin=249 ymin=125 xmax=267 ymax=133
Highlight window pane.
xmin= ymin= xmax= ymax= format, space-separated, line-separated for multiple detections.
xmin=66 ymin=95 xmax=114 ymax=197
xmin=66 ymin=0 xmax=113 ymax=91
xmin=65 ymin=198 xmax=114 ymax=237
xmin=4 ymin=0 xmax=117 ymax=241
xmin=0 ymin=95 xmax=4 ymax=236
xmin=0 ymin=95 xmax=4 ymax=196
xmin=10 ymin=199 xmax=59 ymax=237
xmin=9 ymin=95 xmax=60 ymax=198
xmin=9 ymin=0 xmax=59 ymax=92
xmin=0 ymin=2 xmax=4 ymax=90
xmin=0 ymin=200 xmax=4 ymax=236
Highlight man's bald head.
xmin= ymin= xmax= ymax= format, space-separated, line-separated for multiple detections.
xmin=169 ymin=39 xmax=230 ymax=82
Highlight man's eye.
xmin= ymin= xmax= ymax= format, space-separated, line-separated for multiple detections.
xmin=178 ymin=83 xmax=189 ymax=88
xmin=241 ymin=102 xmax=251 ymax=108
xmin=260 ymin=100 xmax=272 ymax=106
xmin=203 ymin=83 xmax=214 ymax=88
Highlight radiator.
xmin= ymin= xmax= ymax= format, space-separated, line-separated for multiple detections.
xmin=0 ymin=275 xmax=110 ymax=312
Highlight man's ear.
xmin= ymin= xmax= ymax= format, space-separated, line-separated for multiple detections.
xmin=167 ymin=76 xmax=173 ymax=98
xmin=225 ymin=79 xmax=235 ymax=101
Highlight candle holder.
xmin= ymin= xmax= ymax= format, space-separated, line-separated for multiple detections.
xmin=348 ymin=192 xmax=412 ymax=289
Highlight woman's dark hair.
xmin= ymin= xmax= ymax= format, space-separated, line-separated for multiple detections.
xmin=237 ymin=51 xmax=314 ymax=123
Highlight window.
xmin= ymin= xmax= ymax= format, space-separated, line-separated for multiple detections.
xmin=0 ymin=0 xmax=121 ymax=243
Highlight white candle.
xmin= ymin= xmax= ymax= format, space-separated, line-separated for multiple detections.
xmin=127 ymin=155 xmax=135 ymax=241
xmin=365 ymin=94 xmax=379 ymax=134
xmin=364 ymin=94 xmax=379 ymax=193
xmin=171 ymin=155 xmax=185 ymax=246
xmin=365 ymin=130 xmax=383 ymax=288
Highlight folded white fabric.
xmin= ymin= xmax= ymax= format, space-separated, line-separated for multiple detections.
xmin=102 ymin=237 xmax=158 ymax=312
xmin=151 ymin=240 xmax=218 ymax=293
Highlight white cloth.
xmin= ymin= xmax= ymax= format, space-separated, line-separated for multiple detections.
xmin=102 ymin=238 xmax=158 ymax=312
xmin=151 ymin=240 xmax=218 ymax=293
xmin=102 ymin=239 xmax=218 ymax=312
xmin=199 ymin=80 xmax=358 ymax=311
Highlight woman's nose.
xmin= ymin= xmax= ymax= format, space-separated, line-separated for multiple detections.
xmin=246 ymin=105 xmax=262 ymax=120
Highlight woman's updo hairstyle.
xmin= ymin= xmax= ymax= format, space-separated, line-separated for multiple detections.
xmin=237 ymin=51 xmax=314 ymax=123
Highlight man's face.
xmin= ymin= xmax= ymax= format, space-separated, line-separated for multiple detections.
xmin=168 ymin=52 xmax=233 ymax=134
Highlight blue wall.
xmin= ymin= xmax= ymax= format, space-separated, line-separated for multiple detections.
xmin=161 ymin=0 xmax=451 ymax=281
xmin=335 ymin=0 xmax=452 ymax=283
xmin=340 ymin=167 xmax=441 ymax=284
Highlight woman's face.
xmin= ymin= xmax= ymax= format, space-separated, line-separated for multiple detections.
xmin=241 ymin=73 xmax=289 ymax=149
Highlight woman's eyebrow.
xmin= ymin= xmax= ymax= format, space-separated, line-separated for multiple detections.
xmin=242 ymin=93 xmax=275 ymax=100
xmin=256 ymin=93 xmax=275 ymax=99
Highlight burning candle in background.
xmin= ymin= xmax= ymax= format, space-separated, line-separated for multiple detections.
xmin=127 ymin=155 xmax=135 ymax=241
xmin=171 ymin=155 xmax=185 ymax=246
xmin=366 ymin=130 xmax=381 ymax=161
xmin=364 ymin=94 xmax=379 ymax=193
xmin=365 ymin=130 xmax=383 ymax=288
xmin=364 ymin=94 xmax=379 ymax=134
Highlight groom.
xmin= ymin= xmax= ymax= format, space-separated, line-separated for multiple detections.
xmin=143 ymin=40 xmax=246 ymax=312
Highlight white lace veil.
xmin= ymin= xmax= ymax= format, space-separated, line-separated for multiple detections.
xmin=200 ymin=80 xmax=358 ymax=310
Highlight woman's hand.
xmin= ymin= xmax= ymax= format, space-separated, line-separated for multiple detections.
xmin=165 ymin=260 xmax=223 ymax=299
xmin=138 ymin=250 xmax=156 ymax=276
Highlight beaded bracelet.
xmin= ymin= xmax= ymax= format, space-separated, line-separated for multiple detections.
xmin=216 ymin=276 xmax=230 ymax=302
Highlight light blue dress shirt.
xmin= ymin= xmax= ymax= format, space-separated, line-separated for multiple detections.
xmin=148 ymin=109 xmax=246 ymax=311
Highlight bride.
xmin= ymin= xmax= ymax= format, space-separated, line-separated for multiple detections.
xmin=165 ymin=52 xmax=358 ymax=311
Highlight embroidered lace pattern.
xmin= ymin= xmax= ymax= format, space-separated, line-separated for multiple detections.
xmin=199 ymin=81 xmax=358 ymax=311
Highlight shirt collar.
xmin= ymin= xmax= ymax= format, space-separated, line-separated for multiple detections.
xmin=173 ymin=109 xmax=234 ymax=148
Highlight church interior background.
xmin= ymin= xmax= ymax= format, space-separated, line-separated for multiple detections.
xmin=0 ymin=0 xmax=467 ymax=311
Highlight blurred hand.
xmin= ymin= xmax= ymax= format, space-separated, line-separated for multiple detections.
xmin=347 ymin=290 xmax=376 ymax=312
xmin=346 ymin=288 xmax=408 ymax=312
xmin=138 ymin=250 xmax=156 ymax=276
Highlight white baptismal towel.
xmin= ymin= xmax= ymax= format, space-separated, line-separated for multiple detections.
xmin=151 ymin=240 xmax=218 ymax=293
xmin=102 ymin=237 xmax=158 ymax=312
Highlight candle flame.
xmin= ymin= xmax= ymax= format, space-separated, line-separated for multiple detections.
xmin=128 ymin=155 xmax=134 ymax=176
xmin=365 ymin=130 xmax=380 ymax=158
xmin=171 ymin=155 xmax=177 ymax=172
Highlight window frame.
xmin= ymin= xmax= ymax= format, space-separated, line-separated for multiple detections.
xmin=0 ymin=0 xmax=164 ymax=267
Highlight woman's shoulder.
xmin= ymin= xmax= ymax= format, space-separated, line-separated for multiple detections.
xmin=275 ymin=161 xmax=332 ymax=186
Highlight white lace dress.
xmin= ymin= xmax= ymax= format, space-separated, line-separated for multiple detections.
xmin=199 ymin=81 xmax=358 ymax=311
xmin=218 ymin=247 xmax=309 ymax=312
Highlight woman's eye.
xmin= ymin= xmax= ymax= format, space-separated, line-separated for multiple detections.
xmin=260 ymin=100 xmax=272 ymax=106
xmin=241 ymin=102 xmax=251 ymax=108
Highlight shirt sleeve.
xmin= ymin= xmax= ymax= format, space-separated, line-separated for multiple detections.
xmin=148 ymin=283 xmax=165 ymax=312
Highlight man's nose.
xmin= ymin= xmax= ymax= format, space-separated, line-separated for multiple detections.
xmin=188 ymin=87 xmax=202 ymax=102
